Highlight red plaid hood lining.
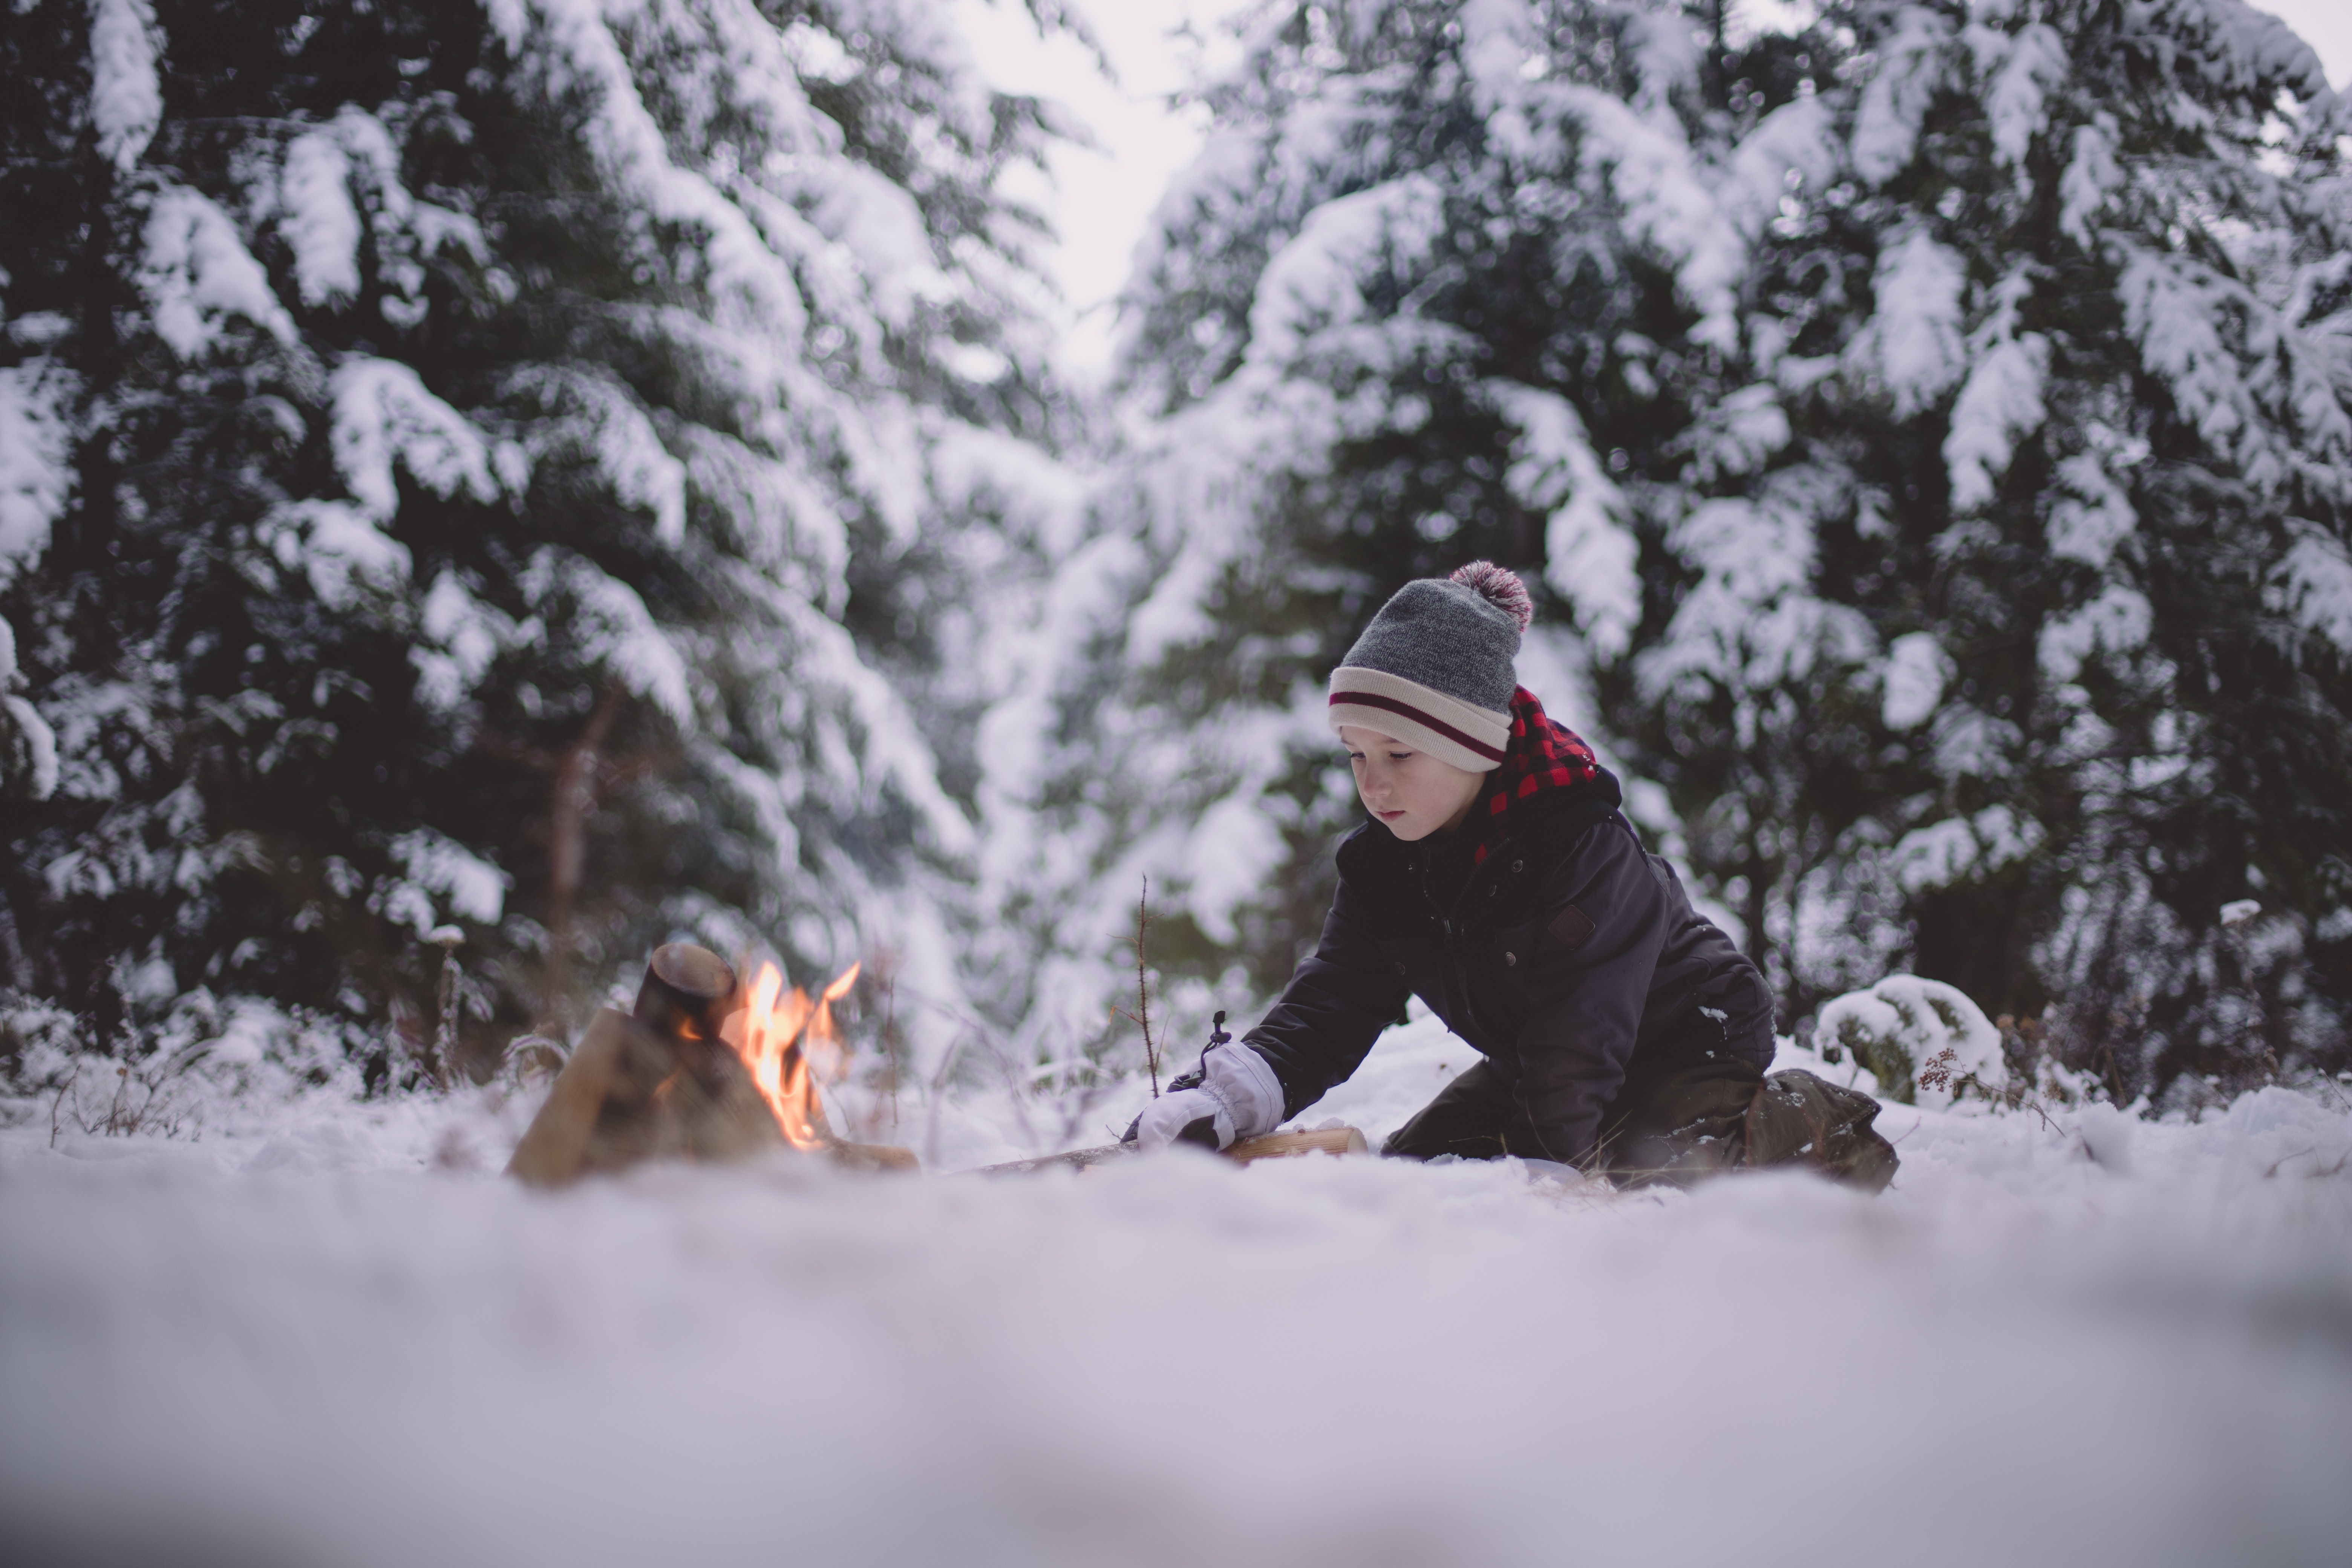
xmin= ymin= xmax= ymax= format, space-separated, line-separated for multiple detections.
xmin=1470 ymin=687 xmax=1603 ymax=868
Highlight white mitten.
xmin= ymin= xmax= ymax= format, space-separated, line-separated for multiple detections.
xmin=1129 ymin=1044 xmax=1285 ymax=1152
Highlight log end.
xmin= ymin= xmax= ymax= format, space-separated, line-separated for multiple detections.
xmin=632 ymin=942 xmax=739 ymax=1042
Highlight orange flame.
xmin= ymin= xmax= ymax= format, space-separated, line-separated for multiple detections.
xmin=728 ymin=960 xmax=861 ymax=1150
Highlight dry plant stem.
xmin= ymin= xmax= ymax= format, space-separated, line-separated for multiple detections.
xmin=880 ymin=967 xmax=900 ymax=1132
xmin=434 ymin=939 xmax=463 ymax=1089
xmin=922 ymin=1030 xmax=970 ymax=1170
xmin=48 ymin=1063 xmax=77 ymax=1149
xmin=1134 ymin=877 xmax=1159 ymax=1097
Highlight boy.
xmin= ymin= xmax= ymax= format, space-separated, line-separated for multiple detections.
xmin=1130 ymin=564 xmax=1893 ymax=1188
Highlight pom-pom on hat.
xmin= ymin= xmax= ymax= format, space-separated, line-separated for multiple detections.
xmin=1328 ymin=561 xmax=1531 ymax=773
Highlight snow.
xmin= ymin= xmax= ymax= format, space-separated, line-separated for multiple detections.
xmin=1560 ymin=84 xmax=1746 ymax=349
xmin=0 ymin=363 xmax=70 ymax=587
xmin=2058 ymin=113 xmax=2123 ymax=249
xmin=265 ymin=499 xmax=414 ymax=611
xmin=0 ymin=615 xmax=60 ymax=800
xmin=1485 ymin=381 xmax=1637 ymax=659
xmin=328 ymin=358 xmax=505 ymax=522
xmin=280 ymin=129 xmax=364 ymax=307
xmin=1943 ymin=324 xmax=2048 ymax=511
xmin=2276 ymin=522 xmax=2352 ymax=654
xmin=87 ymin=0 xmax=162 ymax=173
xmin=1864 ymin=227 xmax=1968 ymax=419
xmin=506 ymin=365 xmax=689 ymax=547
xmin=1850 ymin=5 xmax=1952 ymax=185
xmin=2115 ymin=248 xmax=2280 ymax=489
xmin=1183 ymin=792 xmax=1287 ymax=946
xmin=384 ymin=828 xmax=513 ymax=935
xmin=1978 ymin=20 xmax=2069 ymax=181
xmin=138 ymin=187 xmax=298 ymax=360
xmin=5 ymin=1011 xmax=2351 ymax=1568
xmin=2045 ymin=450 xmax=2139 ymax=568
xmin=2040 ymin=583 xmax=2154 ymax=683
xmin=1814 ymin=972 xmax=2009 ymax=1107
xmin=412 ymin=571 xmax=521 ymax=712
xmin=521 ymin=550 xmax=696 ymax=729
xmin=1879 ymin=629 xmax=1951 ymax=729
xmin=1243 ymin=175 xmax=1445 ymax=368
xmin=1889 ymin=803 xmax=2045 ymax=897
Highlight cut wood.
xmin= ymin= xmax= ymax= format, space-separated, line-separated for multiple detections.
xmin=631 ymin=941 xmax=739 ymax=1042
xmin=960 ymin=1124 xmax=1369 ymax=1176
xmin=505 ymin=1006 xmax=784 ymax=1186
xmin=1230 ymin=1125 xmax=1369 ymax=1161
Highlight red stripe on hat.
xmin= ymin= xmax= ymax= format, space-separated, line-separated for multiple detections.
xmin=1328 ymin=691 xmax=1506 ymax=763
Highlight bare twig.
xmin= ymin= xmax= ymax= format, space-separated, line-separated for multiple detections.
xmin=1133 ymin=877 xmax=1159 ymax=1097
xmin=48 ymin=1062 xmax=78 ymax=1149
xmin=880 ymin=962 xmax=901 ymax=1132
xmin=432 ymin=926 xmax=465 ymax=1090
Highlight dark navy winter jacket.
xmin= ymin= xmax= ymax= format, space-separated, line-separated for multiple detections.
xmin=1243 ymin=766 xmax=1775 ymax=1164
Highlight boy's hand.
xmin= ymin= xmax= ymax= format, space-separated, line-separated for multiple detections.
xmin=1128 ymin=1086 xmax=1236 ymax=1151
xmin=1123 ymin=1043 xmax=1284 ymax=1153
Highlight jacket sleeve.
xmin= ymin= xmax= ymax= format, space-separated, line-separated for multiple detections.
xmin=1508 ymin=816 xmax=1672 ymax=1165
xmin=1241 ymin=873 xmax=1412 ymax=1120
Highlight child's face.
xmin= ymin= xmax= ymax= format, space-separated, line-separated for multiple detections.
xmin=1339 ymin=725 xmax=1487 ymax=841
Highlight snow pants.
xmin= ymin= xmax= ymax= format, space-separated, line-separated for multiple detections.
xmin=1383 ymin=1055 xmax=1897 ymax=1192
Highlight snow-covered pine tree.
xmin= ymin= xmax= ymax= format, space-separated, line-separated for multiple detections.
xmin=981 ymin=0 xmax=2351 ymax=1100
xmin=1678 ymin=0 xmax=2352 ymax=1094
xmin=972 ymin=0 xmax=1810 ymax=1060
xmin=0 ymin=0 xmax=1072 ymax=1083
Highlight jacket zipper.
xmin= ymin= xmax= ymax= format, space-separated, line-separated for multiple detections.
xmin=1417 ymin=833 xmax=1513 ymax=1048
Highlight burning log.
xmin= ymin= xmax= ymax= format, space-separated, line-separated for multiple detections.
xmin=962 ymin=1124 xmax=1369 ymax=1176
xmin=506 ymin=944 xmax=916 ymax=1186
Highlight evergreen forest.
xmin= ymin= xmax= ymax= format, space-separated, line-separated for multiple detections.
xmin=5 ymin=0 xmax=2349 ymax=1116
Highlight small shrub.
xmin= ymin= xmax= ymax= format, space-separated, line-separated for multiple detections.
xmin=1819 ymin=975 xmax=2006 ymax=1108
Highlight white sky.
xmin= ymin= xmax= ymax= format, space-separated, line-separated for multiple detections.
xmin=952 ymin=0 xmax=1257 ymax=383
xmin=954 ymin=0 xmax=2352 ymax=384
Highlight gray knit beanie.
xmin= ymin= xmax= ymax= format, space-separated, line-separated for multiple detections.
xmin=1327 ymin=562 xmax=1533 ymax=772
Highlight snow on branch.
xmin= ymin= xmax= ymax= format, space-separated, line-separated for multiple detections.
xmin=520 ymin=550 xmax=695 ymax=729
xmin=2274 ymin=525 xmax=2352 ymax=656
xmin=380 ymin=828 xmax=511 ymax=937
xmin=138 ymin=188 xmax=297 ymax=360
xmin=0 ymin=365 xmax=71 ymax=588
xmin=261 ymin=500 xmax=414 ymax=611
xmin=328 ymin=358 xmax=511 ymax=523
xmin=1975 ymin=21 xmax=2070 ymax=188
xmin=504 ymin=365 xmax=689 ymax=547
xmin=1 ymin=617 xmax=60 ymax=801
xmin=1944 ymin=270 xmax=2050 ymax=512
xmin=1851 ymin=6 xmax=1952 ymax=186
xmin=87 ymin=0 xmax=162 ymax=173
xmin=1481 ymin=380 xmax=1638 ymax=660
xmin=1244 ymin=175 xmax=1446 ymax=369
xmin=1857 ymin=226 xmax=1968 ymax=419
xmin=1557 ymin=85 xmax=1744 ymax=350
xmin=279 ymin=129 xmax=364 ymax=307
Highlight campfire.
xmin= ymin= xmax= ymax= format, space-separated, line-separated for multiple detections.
xmin=508 ymin=942 xmax=1372 ymax=1185
xmin=729 ymin=957 xmax=859 ymax=1152
xmin=507 ymin=944 xmax=914 ymax=1185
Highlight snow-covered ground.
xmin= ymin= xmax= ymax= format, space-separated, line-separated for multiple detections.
xmin=5 ymin=1014 xmax=2350 ymax=1568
